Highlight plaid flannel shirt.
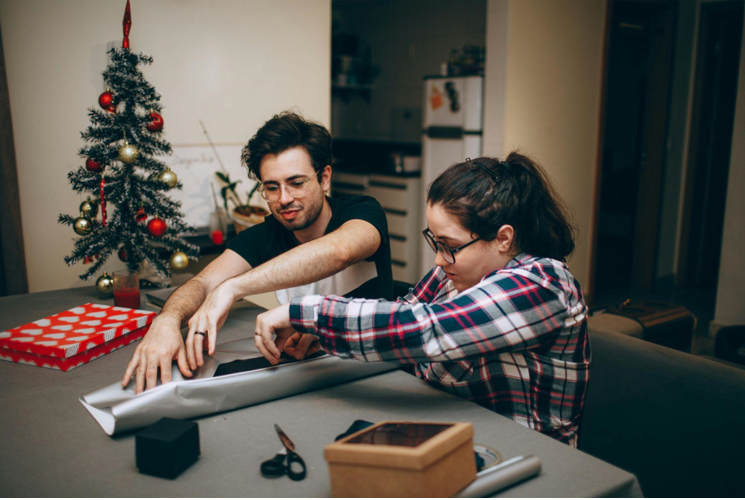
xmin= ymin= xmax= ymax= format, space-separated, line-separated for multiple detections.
xmin=289 ymin=253 xmax=591 ymax=446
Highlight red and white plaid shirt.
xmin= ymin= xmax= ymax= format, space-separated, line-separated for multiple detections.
xmin=290 ymin=253 xmax=591 ymax=446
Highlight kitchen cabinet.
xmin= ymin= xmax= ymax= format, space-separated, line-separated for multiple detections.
xmin=331 ymin=172 xmax=421 ymax=285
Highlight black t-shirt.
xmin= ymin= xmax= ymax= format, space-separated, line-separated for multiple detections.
xmin=227 ymin=195 xmax=393 ymax=302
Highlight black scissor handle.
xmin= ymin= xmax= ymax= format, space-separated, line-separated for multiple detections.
xmin=285 ymin=451 xmax=307 ymax=481
xmin=260 ymin=452 xmax=286 ymax=478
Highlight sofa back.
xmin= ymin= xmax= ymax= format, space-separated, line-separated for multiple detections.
xmin=579 ymin=329 xmax=745 ymax=497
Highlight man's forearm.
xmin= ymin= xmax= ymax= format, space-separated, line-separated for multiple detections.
xmin=158 ymin=277 xmax=210 ymax=327
xmin=222 ymin=219 xmax=379 ymax=302
xmin=227 ymin=236 xmax=349 ymax=298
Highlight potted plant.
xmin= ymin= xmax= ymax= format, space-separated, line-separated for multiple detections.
xmin=215 ymin=172 xmax=269 ymax=233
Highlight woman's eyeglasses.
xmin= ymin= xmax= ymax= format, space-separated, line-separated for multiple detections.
xmin=422 ymin=228 xmax=480 ymax=264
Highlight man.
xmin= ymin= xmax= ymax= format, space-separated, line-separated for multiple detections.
xmin=122 ymin=111 xmax=393 ymax=393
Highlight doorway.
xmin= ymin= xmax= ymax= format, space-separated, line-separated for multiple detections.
xmin=677 ymin=0 xmax=743 ymax=290
xmin=593 ymin=0 xmax=678 ymax=296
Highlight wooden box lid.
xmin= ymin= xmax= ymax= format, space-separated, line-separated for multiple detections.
xmin=324 ymin=421 xmax=473 ymax=471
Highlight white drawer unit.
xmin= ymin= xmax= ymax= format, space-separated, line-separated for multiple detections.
xmin=331 ymin=171 xmax=422 ymax=285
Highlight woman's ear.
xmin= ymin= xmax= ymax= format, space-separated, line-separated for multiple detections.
xmin=495 ymin=224 xmax=515 ymax=254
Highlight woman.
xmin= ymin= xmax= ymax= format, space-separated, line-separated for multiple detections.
xmin=254 ymin=153 xmax=591 ymax=447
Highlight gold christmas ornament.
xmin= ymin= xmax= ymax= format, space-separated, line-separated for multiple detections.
xmin=169 ymin=251 xmax=189 ymax=271
xmin=79 ymin=197 xmax=98 ymax=218
xmin=158 ymin=167 xmax=178 ymax=188
xmin=118 ymin=142 xmax=139 ymax=164
xmin=73 ymin=213 xmax=93 ymax=236
xmin=95 ymin=272 xmax=114 ymax=297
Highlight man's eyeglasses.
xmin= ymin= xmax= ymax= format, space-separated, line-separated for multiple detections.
xmin=422 ymin=228 xmax=480 ymax=264
xmin=259 ymin=169 xmax=322 ymax=202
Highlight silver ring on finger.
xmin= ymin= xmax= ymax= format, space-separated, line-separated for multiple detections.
xmin=195 ymin=331 xmax=206 ymax=337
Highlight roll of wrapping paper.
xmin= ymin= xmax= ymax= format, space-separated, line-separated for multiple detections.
xmin=454 ymin=455 xmax=541 ymax=498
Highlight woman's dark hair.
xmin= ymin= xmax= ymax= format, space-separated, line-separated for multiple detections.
xmin=241 ymin=111 xmax=332 ymax=181
xmin=427 ymin=152 xmax=576 ymax=261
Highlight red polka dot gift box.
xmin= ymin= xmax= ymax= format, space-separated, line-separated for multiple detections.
xmin=0 ymin=303 xmax=156 ymax=372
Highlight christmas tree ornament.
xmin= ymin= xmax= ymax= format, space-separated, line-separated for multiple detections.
xmin=85 ymin=158 xmax=102 ymax=173
xmin=147 ymin=217 xmax=167 ymax=237
xmin=79 ymin=198 xmax=98 ymax=218
xmin=106 ymin=104 xmax=117 ymax=114
xmin=118 ymin=247 xmax=129 ymax=262
xmin=98 ymin=91 xmax=114 ymax=109
xmin=119 ymin=142 xmax=139 ymax=164
xmin=73 ymin=213 xmax=93 ymax=236
xmin=122 ymin=0 xmax=132 ymax=49
xmin=95 ymin=272 xmax=114 ymax=297
xmin=134 ymin=206 xmax=147 ymax=222
xmin=158 ymin=167 xmax=177 ymax=188
xmin=147 ymin=112 xmax=164 ymax=132
xmin=170 ymin=252 xmax=189 ymax=271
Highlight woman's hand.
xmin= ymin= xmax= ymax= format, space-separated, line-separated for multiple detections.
xmin=255 ymin=304 xmax=302 ymax=364
xmin=283 ymin=332 xmax=322 ymax=360
xmin=186 ymin=281 xmax=236 ymax=369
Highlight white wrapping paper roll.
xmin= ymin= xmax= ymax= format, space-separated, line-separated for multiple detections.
xmin=80 ymin=338 xmax=396 ymax=436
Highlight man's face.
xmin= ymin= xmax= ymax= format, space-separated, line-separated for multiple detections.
xmin=258 ymin=146 xmax=329 ymax=232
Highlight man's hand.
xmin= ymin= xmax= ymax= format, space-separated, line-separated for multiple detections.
xmin=122 ymin=315 xmax=192 ymax=394
xmin=254 ymin=304 xmax=303 ymax=364
xmin=186 ymin=281 xmax=236 ymax=369
xmin=283 ymin=332 xmax=322 ymax=360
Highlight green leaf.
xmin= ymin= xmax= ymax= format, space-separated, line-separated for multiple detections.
xmin=215 ymin=172 xmax=230 ymax=183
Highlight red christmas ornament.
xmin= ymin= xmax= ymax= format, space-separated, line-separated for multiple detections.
xmin=98 ymin=91 xmax=113 ymax=109
xmin=122 ymin=0 xmax=132 ymax=49
xmin=118 ymin=247 xmax=128 ymax=262
xmin=147 ymin=217 xmax=167 ymax=237
xmin=84 ymin=256 xmax=93 ymax=264
xmin=134 ymin=207 xmax=147 ymax=222
xmin=106 ymin=104 xmax=117 ymax=114
xmin=146 ymin=112 xmax=164 ymax=132
xmin=86 ymin=158 xmax=102 ymax=172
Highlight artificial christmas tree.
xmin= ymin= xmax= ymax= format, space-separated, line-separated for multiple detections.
xmin=59 ymin=1 xmax=198 ymax=283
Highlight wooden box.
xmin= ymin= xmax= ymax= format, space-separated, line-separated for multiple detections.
xmin=324 ymin=421 xmax=476 ymax=497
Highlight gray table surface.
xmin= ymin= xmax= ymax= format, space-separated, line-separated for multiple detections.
xmin=0 ymin=287 xmax=642 ymax=497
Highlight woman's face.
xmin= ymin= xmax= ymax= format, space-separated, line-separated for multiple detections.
xmin=425 ymin=203 xmax=515 ymax=292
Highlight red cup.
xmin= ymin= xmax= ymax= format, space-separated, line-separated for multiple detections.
xmin=112 ymin=270 xmax=141 ymax=309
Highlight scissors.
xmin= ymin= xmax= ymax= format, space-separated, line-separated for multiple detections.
xmin=260 ymin=424 xmax=307 ymax=481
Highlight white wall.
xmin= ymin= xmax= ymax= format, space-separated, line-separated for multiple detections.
xmin=0 ymin=0 xmax=330 ymax=292
xmin=713 ymin=7 xmax=745 ymax=327
xmin=485 ymin=0 xmax=607 ymax=292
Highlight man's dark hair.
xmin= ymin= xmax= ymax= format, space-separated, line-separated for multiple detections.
xmin=241 ymin=111 xmax=332 ymax=181
xmin=427 ymin=152 xmax=576 ymax=261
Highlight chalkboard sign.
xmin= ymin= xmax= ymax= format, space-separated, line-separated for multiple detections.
xmin=166 ymin=145 xmax=260 ymax=230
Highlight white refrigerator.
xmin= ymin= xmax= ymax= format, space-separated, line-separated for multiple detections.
xmin=420 ymin=75 xmax=484 ymax=277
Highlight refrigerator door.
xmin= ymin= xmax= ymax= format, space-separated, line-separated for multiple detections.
xmin=423 ymin=76 xmax=483 ymax=131
xmin=424 ymin=77 xmax=466 ymax=129
xmin=462 ymin=76 xmax=484 ymax=132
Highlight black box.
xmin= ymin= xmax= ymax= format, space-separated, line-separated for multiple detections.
xmin=136 ymin=418 xmax=200 ymax=479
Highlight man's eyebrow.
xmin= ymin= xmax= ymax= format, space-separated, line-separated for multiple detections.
xmin=262 ymin=174 xmax=309 ymax=185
